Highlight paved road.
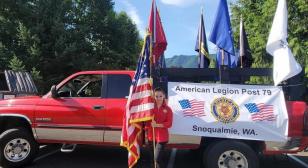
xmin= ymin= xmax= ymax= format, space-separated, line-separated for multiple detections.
xmin=18 ymin=144 xmax=308 ymax=168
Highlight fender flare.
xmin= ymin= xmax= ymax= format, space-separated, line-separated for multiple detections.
xmin=0 ymin=114 xmax=37 ymax=139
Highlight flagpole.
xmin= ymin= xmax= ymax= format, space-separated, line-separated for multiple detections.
xmin=221 ymin=49 xmax=225 ymax=66
xmin=150 ymin=2 xmax=157 ymax=164
xmin=150 ymin=1 xmax=156 ymax=158
xmin=149 ymin=2 xmax=157 ymax=163
xmin=150 ymin=33 xmax=157 ymax=168
xmin=240 ymin=16 xmax=243 ymax=68
xmin=153 ymin=17 xmax=158 ymax=168
xmin=198 ymin=8 xmax=203 ymax=68
xmin=150 ymin=32 xmax=157 ymax=168
xmin=153 ymin=0 xmax=156 ymax=44
xmin=241 ymin=55 xmax=243 ymax=68
xmin=152 ymin=121 xmax=156 ymax=168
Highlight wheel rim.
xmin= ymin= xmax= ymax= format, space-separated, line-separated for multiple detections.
xmin=4 ymin=138 xmax=31 ymax=162
xmin=218 ymin=150 xmax=248 ymax=168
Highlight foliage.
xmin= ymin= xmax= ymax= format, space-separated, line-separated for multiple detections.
xmin=166 ymin=55 xmax=197 ymax=68
xmin=0 ymin=0 xmax=141 ymax=93
xmin=30 ymin=67 xmax=42 ymax=81
xmin=165 ymin=54 xmax=216 ymax=68
xmin=8 ymin=55 xmax=25 ymax=71
xmin=230 ymin=0 xmax=308 ymax=83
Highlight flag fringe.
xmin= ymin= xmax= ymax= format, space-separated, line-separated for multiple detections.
xmin=120 ymin=122 xmax=143 ymax=168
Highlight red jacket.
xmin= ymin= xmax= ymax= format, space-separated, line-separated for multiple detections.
xmin=146 ymin=103 xmax=173 ymax=143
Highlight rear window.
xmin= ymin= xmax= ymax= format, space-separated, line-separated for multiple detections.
xmin=0 ymin=73 xmax=8 ymax=91
xmin=107 ymin=74 xmax=131 ymax=98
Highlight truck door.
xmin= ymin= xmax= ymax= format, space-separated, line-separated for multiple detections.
xmin=35 ymin=74 xmax=106 ymax=143
xmin=103 ymin=74 xmax=131 ymax=143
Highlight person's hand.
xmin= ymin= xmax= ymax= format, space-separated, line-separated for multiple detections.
xmin=151 ymin=121 xmax=162 ymax=127
xmin=151 ymin=121 xmax=156 ymax=127
xmin=151 ymin=121 xmax=159 ymax=127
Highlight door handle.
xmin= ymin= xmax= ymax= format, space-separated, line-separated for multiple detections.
xmin=93 ymin=105 xmax=104 ymax=110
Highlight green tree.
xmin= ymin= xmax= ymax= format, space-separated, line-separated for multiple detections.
xmin=0 ymin=42 xmax=11 ymax=68
xmin=231 ymin=0 xmax=308 ymax=83
xmin=0 ymin=0 xmax=141 ymax=93
xmin=8 ymin=55 xmax=25 ymax=71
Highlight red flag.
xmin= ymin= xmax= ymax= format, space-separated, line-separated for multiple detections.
xmin=148 ymin=0 xmax=167 ymax=64
xmin=121 ymin=33 xmax=154 ymax=168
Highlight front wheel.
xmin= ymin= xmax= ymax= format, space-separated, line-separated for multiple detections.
xmin=0 ymin=128 xmax=39 ymax=168
xmin=203 ymin=140 xmax=259 ymax=168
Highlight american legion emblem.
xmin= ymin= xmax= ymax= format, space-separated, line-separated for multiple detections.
xmin=211 ymin=97 xmax=239 ymax=123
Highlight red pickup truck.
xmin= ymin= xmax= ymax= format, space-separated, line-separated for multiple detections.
xmin=0 ymin=70 xmax=307 ymax=168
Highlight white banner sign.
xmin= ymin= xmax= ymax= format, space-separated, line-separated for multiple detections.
xmin=168 ymin=82 xmax=289 ymax=142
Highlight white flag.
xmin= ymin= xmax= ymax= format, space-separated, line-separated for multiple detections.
xmin=266 ymin=0 xmax=302 ymax=86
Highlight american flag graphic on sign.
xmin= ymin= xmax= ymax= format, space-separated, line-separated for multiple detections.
xmin=179 ymin=99 xmax=205 ymax=117
xmin=244 ymin=103 xmax=276 ymax=121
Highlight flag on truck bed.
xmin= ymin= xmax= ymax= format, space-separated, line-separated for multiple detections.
xmin=195 ymin=9 xmax=210 ymax=68
xmin=266 ymin=0 xmax=302 ymax=86
xmin=238 ymin=17 xmax=253 ymax=68
xmin=148 ymin=0 xmax=167 ymax=64
xmin=209 ymin=0 xmax=236 ymax=68
xmin=121 ymin=33 xmax=154 ymax=168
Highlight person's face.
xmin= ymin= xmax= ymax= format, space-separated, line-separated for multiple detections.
xmin=154 ymin=91 xmax=165 ymax=104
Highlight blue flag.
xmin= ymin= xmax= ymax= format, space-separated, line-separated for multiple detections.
xmin=209 ymin=0 xmax=235 ymax=67
xmin=215 ymin=51 xmax=238 ymax=68
xmin=195 ymin=11 xmax=210 ymax=68
xmin=154 ymin=53 xmax=168 ymax=82
xmin=156 ymin=53 xmax=166 ymax=69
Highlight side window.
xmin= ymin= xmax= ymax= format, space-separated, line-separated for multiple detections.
xmin=0 ymin=73 xmax=8 ymax=91
xmin=107 ymin=74 xmax=131 ymax=98
xmin=57 ymin=74 xmax=102 ymax=97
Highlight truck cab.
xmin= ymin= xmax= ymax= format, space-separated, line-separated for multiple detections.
xmin=0 ymin=71 xmax=134 ymax=167
xmin=36 ymin=71 xmax=133 ymax=144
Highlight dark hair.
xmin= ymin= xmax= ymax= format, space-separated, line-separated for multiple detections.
xmin=154 ymin=87 xmax=166 ymax=94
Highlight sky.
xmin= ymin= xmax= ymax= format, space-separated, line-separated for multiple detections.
xmin=113 ymin=0 xmax=237 ymax=58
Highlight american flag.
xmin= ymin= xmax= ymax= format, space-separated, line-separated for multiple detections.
xmin=121 ymin=33 xmax=154 ymax=168
xmin=178 ymin=99 xmax=205 ymax=117
xmin=244 ymin=103 xmax=276 ymax=121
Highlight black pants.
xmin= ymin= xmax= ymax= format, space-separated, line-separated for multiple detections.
xmin=148 ymin=141 xmax=167 ymax=168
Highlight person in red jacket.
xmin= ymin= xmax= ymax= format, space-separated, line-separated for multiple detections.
xmin=146 ymin=87 xmax=173 ymax=168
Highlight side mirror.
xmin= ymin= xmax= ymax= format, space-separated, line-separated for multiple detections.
xmin=73 ymin=79 xmax=82 ymax=84
xmin=51 ymin=85 xmax=58 ymax=98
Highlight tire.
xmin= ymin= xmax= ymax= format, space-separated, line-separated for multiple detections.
xmin=203 ymin=140 xmax=259 ymax=168
xmin=0 ymin=128 xmax=39 ymax=168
